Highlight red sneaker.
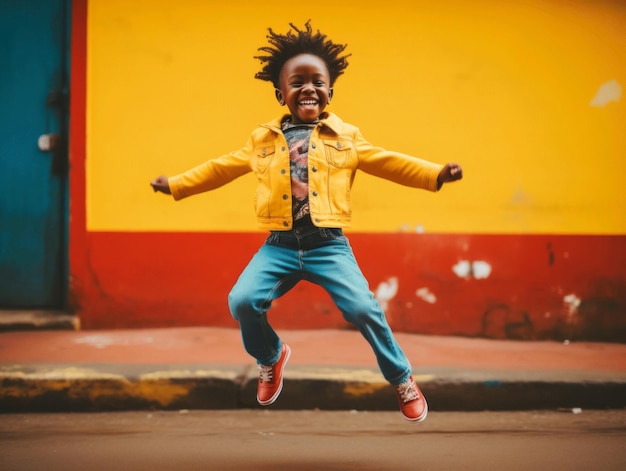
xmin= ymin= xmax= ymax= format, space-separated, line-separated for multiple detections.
xmin=257 ymin=343 xmax=291 ymax=406
xmin=395 ymin=376 xmax=428 ymax=422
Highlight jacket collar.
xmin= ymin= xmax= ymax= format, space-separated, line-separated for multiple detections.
xmin=261 ymin=112 xmax=343 ymax=136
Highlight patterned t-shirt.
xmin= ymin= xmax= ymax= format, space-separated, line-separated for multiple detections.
xmin=282 ymin=119 xmax=317 ymax=224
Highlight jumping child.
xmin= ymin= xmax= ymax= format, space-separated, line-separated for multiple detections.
xmin=151 ymin=21 xmax=463 ymax=421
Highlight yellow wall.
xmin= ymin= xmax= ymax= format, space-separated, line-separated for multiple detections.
xmin=87 ymin=0 xmax=625 ymax=234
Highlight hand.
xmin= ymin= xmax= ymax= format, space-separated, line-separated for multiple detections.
xmin=150 ymin=175 xmax=171 ymax=194
xmin=437 ymin=163 xmax=463 ymax=184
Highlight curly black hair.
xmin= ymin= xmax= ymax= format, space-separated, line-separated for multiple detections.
xmin=254 ymin=20 xmax=350 ymax=88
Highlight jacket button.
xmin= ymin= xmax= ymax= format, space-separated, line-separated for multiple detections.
xmin=281 ymin=169 xmax=286 ymax=174
xmin=283 ymin=221 xmax=289 ymax=227
xmin=282 ymin=194 xmax=289 ymax=200
xmin=281 ymin=146 xmax=286 ymax=151
xmin=312 ymin=191 xmax=318 ymax=197
xmin=312 ymin=166 xmax=317 ymax=172
xmin=311 ymin=144 xmax=316 ymax=149
xmin=336 ymin=142 xmax=342 ymax=149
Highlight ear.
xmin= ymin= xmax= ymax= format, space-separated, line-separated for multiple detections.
xmin=275 ymin=89 xmax=285 ymax=106
xmin=328 ymin=88 xmax=334 ymax=103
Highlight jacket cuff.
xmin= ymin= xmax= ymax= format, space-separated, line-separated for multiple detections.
xmin=168 ymin=175 xmax=185 ymax=201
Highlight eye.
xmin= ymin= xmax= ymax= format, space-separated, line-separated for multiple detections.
xmin=314 ymin=81 xmax=325 ymax=87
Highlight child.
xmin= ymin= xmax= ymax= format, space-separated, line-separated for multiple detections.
xmin=151 ymin=21 xmax=463 ymax=421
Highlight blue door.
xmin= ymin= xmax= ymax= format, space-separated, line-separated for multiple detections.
xmin=0 ymin=0 xmax=69 ymax=307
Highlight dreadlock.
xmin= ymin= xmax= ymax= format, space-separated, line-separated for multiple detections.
xmin=254 ymin=20 xmax=350 ymax=88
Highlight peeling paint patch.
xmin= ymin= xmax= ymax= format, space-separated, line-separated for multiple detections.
xmin=416 ymin=287 xmax=437 ymax=304
xmin=563 ymin=293 xmax=581 ymax=321
xmin=375 ymin=277 xmax=398 ymax=311
xmin=472 ymin=261 xmax=492 ymax=279
xmin=398 ymin=224 xmax=425 ymax=233
xmin=452 ymin=260 xmax=492 ymax=279
xmin=453 ymin=260 xmax=472 ymax=278
xmin=590 ymin=79 xmax=622 ymax=107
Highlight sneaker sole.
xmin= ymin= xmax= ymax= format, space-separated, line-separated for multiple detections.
xmin=257 ymin=344 xmax=291 ymax=406
xmin=403 ymin=401 xmax=428 ymax=422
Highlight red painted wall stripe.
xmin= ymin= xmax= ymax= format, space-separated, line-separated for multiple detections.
xmin=68 ymin=0 xmax=87 ymax=313
xmin=73 ymin=232 xmax=626 ymax=341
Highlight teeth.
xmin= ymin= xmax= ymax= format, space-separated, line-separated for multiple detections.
xmin=299 ymin=100 xmax=317 ymax=105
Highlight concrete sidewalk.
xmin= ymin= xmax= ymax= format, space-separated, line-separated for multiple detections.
xmin=1 ymin=327 xmax=625 ymax=413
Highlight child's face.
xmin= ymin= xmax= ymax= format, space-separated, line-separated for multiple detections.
xmin=277 ymin=54 xmax=333 ymax=124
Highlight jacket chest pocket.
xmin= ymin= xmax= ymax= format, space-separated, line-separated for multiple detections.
xmin=254 ymin=144 xmax=275 ymax=172
xmin=322 ymin=139 xmax=354 ymax=168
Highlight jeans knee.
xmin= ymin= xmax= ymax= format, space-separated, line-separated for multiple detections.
xmin=228 ymin=287 xmax=266 ymax=322
xmin=228 ymin=289 xmax=247 ymax=321
xmin=341 ymin=296 xmax=386 ymax=326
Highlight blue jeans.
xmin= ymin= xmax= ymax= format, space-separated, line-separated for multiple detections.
xmin=228 ymin=225 xmax=412 ymax=385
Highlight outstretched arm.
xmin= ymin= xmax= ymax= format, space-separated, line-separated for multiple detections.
xmin=150 ymin=175 xmax=171 ymax=195
xmin=437 ymin=163 xmax=463 ymax=188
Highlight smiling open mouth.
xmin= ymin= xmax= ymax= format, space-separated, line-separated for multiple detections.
xmin=299 ymin=100 xmax=318 ymax=106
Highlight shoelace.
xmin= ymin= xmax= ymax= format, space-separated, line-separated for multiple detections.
xmin=396 ymin=379 xmax=419 ymax=403
xmin=258 ymin=364 xmax=274 ymax=383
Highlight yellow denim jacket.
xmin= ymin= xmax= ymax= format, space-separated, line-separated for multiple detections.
xmin=169 ymin=112 xmax=443 ymax=230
